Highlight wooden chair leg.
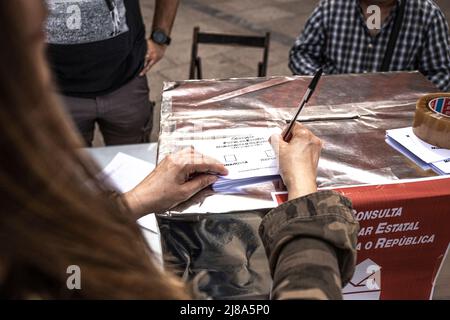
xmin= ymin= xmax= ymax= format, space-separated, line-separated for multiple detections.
xmin=197 ymin=57 xmax=203 ymax=80
xmin=190 ymin=27 xmax=200 ymax=79
xmin=258 ymin=62 xmax=263 ymax=77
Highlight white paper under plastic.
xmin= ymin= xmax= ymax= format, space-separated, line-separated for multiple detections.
xmin=386 ymin=127 xmax=450 ymax=174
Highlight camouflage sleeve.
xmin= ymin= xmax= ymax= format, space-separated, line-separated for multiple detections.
xmin=259 ymin=190 xmax=359 ymax=300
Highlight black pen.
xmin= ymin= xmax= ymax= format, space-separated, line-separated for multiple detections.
xmin=283 ymin=68 xmax=323 ymax=141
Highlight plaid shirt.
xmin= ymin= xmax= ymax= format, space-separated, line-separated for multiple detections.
xmin=289 ymin=0 xmax=450 ymax=91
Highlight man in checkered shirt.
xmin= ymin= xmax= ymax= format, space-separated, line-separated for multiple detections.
xmin=289 ymin=0 xmax=450 ymax=91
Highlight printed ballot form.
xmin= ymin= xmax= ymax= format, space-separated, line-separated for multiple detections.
xmin=386 ymin=127 xmax=450 ymax=175
xmin=174 ymin=127 xmax=282 ymax=192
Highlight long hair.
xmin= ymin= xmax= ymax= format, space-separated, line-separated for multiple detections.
xmin=0 ymin=1 xmax=188 ymax=299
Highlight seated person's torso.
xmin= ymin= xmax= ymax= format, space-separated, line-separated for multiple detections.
xmin=322 ymin=0 xmax=438 ymax=74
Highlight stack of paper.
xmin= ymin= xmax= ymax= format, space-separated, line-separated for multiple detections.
xmin=175 ymin=127 xmax=282 ymax=192
xmin=386 ymin=127 xmax=450 ymax=175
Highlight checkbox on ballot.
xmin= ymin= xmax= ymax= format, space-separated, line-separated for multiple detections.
xmin=265 ymin=149 xmax=275 ymax=157
xmin=224 ymin=154 xmax=237 ymax=163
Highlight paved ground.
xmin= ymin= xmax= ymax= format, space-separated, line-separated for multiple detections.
xmin=94 ymin=0 xmax=450 ymax=144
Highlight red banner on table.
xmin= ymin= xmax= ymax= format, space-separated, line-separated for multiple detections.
xmin=272 ymin=177 xmax=450 ymax=300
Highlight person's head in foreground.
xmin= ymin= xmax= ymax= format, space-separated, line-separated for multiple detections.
xmin=0 ymin=1 xmax=358 ymax=299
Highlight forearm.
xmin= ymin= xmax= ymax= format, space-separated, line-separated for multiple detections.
xmin=289 ymin=4 xmax=325 ymax=75
xmin=152 ymin=0 xmax=179 ymax=35
xmin=289 ymin=46 xmax=324 ymax=75
xmin=122 ymin=181 xmax=165 ymax=219
xmin=259 ymin=191 xmax=359 ymax=300
xmin=285 ymin=171 xmax=318 ymax=201
xmin=418 ymin=10 xmax=450 ymax=91
xmin=122 ymin=191 xmax=149 ymax=219
xmin=107 ymin=190 xmax=139 ymax=217
xmin=272 ymin=238 xmax=342 ymax=300
xmin=105 ymin=189 xmax=154 ymax=220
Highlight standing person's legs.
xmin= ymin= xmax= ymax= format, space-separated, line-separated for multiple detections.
xmin=97 ymin=76 xmax=153 ymax=146
xmin=60 ymin=95 xmax=97 ymax=147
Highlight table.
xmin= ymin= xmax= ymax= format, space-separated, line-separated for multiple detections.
xmin=89 ymin=72 xmax=449 ymax=300
xmin=158 ymin=72 xmax=439 ymax=214
xmin=87 ymin=143 xmax=157 ymax=167
xmin=156 ymin=71 xmax=449 ymax=300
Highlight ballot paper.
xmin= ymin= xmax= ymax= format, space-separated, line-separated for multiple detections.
xmin=386 ymin=127 xmax=450 ymax=175
xmin=431 ymin=159 xmax=450 ymax=176
xmin=101 ymin=152 xmax=155 ymax=193
xmin=385 ymin=136 xmax=431 ymax=171
xmin=100 ymin=152 xmax=158 ymax=233
xmin=174 ymin=127 xmax=282 ymax=192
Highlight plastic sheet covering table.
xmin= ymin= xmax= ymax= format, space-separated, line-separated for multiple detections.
xmin=156 ymin=71 xmax=441 ymax=299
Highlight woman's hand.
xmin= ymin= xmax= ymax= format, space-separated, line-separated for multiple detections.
xmin=270 ymin=123 xmax=322 ymax=200
xmin=123 ymin=147 xmax=228 ymax=218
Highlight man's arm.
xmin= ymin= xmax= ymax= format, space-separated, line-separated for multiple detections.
xmin=140 ymin=0 xmax=180 ymax=75
xmin=289 ymin=3 xmax=327 ymax=75
xmin=418 ymin=8 xmax=450 ymax=92
xmin=151 ymin=0 xmax=179 ymax=35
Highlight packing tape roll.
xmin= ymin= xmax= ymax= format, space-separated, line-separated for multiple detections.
xmin=412 ymin=93 xmax=450 ymax=149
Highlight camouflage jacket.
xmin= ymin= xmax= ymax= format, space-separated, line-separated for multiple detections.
xmin=259 ymin=190 xmax=359 ymax=300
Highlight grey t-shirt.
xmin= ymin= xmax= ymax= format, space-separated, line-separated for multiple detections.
xmin=46 ymin=0 xmax=129 ymax=45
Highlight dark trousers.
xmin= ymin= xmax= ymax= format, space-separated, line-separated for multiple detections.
xmin=62 ymin=76 xmax=153 ymax=146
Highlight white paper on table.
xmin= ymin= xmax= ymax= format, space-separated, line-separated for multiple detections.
xmin=386 ymin=127 xmax=450 ymax=164
xmin=141 ymin=229 xmax=163 ymax=268
xmin=175 ymin=127 xmax=282 ymax=191
xmin=385 ymin=137 xmax=431 ymax=170
xmin=431 ymin=159 xmax=450 ymax=175
xmin=100 ymin=152 xmax=158 ymax=233
xmin=101 ymin=152 xmax=155 ymax=193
